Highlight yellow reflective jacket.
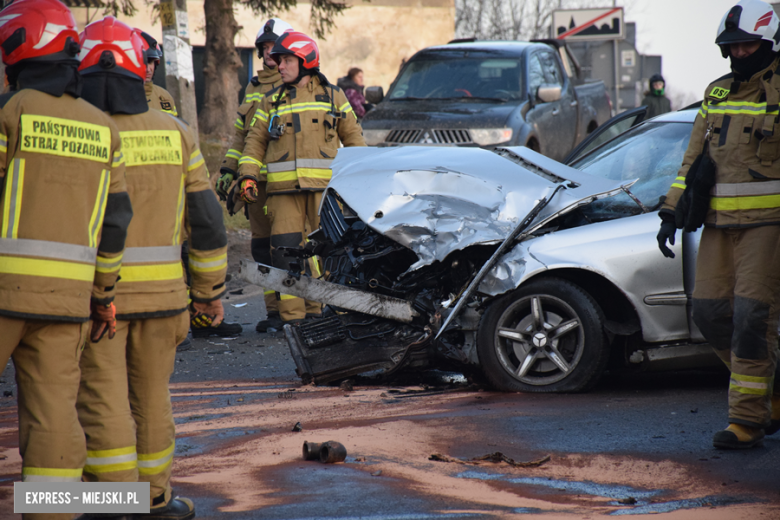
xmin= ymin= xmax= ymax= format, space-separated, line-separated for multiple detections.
xmin=238 ymin=75 xmax=366 ymax=194
xmin=222 ymin=67 xmax=282 ymax=174
xmin=110 ymin=108 xmax=228 ymax=319
xmin=664 ymin=57 xmax=780 ymax=227
xmin=145 ymin=82 xmax=178 ymax=117
xmin=0 ymin=89 xmax=131 ymax=321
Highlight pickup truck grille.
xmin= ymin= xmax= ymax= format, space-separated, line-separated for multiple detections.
xmin=385 ymin=129 xmax=473 ymax=145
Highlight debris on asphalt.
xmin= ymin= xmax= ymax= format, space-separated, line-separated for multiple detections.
xmin=3 ymin=391 xmax=12 ymax=397
xmin=229 ymin=289 xmax=244 ymax=295
xmin=429 ymin=452 xmax=551 ymax=468
xmin=232 ymin=303 xmax=247 ymax=308
xmin=292 ymin=422 xmax=303 ymax=432
xmin=279 ymin=391 xmax=296 ymax=399
xmin=618 ymin=497 xmax=637 ymax=505
xmin=340 ymin=379 xmax=354 ymax=391
xmin=319 ymin=441 xmax=347 ymax=463
xmin=371 ymin=470 xmax=382 ymax=476
xmin=302 ymin=441 xmax=322 ymax=461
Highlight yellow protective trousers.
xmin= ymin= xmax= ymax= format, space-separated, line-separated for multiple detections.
xmin=248 ymin=183 xmax=278 ymax=315
xmin=0 ymin=316 xmax=88 ymax=520
xmin=77 ymin=312 xmax=189 ymax=507
xmin=692 ymin=225 xmax=780 ymax=428
xmin=266 ymin=191 xmax=323 ymax=321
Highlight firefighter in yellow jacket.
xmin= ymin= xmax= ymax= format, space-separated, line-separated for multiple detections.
xmin=139 ymin=31 xmax=178 ymax=117
xmin=658 ymin=0 xmax=780 ymax=450
xmin=217 ymin=18 xmax=290 ymax=331
xmin=75 ymin=18 xmax=227 ymax=519
xmin=0 ymin=0 xmax=132 ymax=508
xmin=237 ymin=31 xmax=365 ymax=324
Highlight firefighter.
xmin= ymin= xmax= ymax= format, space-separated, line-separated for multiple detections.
xmin=0 ymin=0 xmax=132 ymax=512
xmin=217 ymin=18 xmax=291 ymax=331
xmin=138 ymin=31 xmax=178 ymax=117
xmin=75 ymin=17 xmax=228 ymax=518
xmin=237 ymin=31 xmax=365 ymax=325
xmin=657 ymin=0 xmax=780 ymax=449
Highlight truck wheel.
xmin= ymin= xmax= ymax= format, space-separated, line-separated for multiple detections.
xmin=477 ymin=277 xmax=608 ymax=393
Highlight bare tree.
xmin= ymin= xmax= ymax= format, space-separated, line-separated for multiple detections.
xmin=455 ymin=0 xmax=605 ymax=41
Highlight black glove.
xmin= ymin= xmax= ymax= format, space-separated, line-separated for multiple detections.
xmin=657 ymin=216 xmax=677 ymax=259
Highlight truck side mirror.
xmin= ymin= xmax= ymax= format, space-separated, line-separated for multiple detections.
xmin=536 ymin=85 xmax=562 ymax=103
xmin=365 ymin=86 xmax=384 ymax=104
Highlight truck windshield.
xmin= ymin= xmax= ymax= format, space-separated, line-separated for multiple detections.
xmin=388 ymin=57 xmax=524 ymax=101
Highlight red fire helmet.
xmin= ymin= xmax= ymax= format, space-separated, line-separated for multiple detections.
xmin=78 ymin=16 xmax=145 ymax=80
xmin=0 ymin=0 xmax=80 ymax=66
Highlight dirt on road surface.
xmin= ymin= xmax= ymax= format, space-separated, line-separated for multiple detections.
xmin=0 ymin=231 xmax=778 ymax=518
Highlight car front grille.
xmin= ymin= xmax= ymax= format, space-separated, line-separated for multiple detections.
xmin=385 ymin=129 xmax=473 ymax=145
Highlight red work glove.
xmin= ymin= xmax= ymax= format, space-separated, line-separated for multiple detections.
xmin=190 ymin=300 xmax=224 ymax=329
xmin=239 ymin=178 xmax=258 ymax=204
xmin=90 ymin=302 xmax=116 ymax=342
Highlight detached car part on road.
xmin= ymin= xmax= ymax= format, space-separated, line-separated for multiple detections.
xmin=240 ymin=108 xmax=718 ymax=393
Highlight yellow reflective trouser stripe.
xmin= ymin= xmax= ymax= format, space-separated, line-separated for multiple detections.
xmin=96 ymin=251 xmax=123 ymax=274
xmin=173 ymin=174 xmax=185 ymax=245
xmin=0 ymin=256 xmax=94 ymax=281
xmin=238 ymin=155 xmax=263 ymax=167
xmin=88 ymin=169 xmax=110 ymax=248
xmin=225 ymin=149 xmax=241 ymax=160
xmin=2 ymin=158 xmax=24 ymax=239
xmin=670 ymin=176 xmax=686 ymax=190
xmin=84 ymin=446 xmax=137 ymax=474
xmin=234 ymin=117 xmax=244 ymax=130
xmin=137 ymin=442 xmax=174 ymax=476
xmin=119 ymin=262 xmax=183 ymax=282
xmin=264 ymin=289 xmax=275 ymax=296
xmin=23 ymin=467 xmax=82 ymax=482
xmin=189 ymin=252 xmax=227 ymax=272
xmin=710 ymin=193 xmax=780 ymax=211
xmin=188 ymin=149 xmax=205 ymax=171
xmin=279 ymin=294 xmax=300 ymax=300
xmin=729 ymin=373 xmax=772 ymax=396
xmin=0 ymin=132 xmax=7 ymax=153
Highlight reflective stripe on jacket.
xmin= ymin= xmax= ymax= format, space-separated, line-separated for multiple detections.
xmin=663 ymin=57 xmax=780 ymax=227
xmin=238 ymin=75 xmax=366 ymax=194
xmin=110 ymin=109 xmax=227 ymax=318
xmin=0 ymin=89 xmax=130 ymax=321
xmin=145 ymin=83 xmax=178 ymax=117
xmin=221 ymin=67 xmax=282 ymax=174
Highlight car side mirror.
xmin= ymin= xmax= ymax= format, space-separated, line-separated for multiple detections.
xmin=365 ymin=86 xmax=384 ymax=104
xmin=536 ymin=85 xmax=562 ymax=103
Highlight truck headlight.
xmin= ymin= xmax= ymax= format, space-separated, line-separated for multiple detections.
xmin=363 ymin=129 xmax=391 ymax=146
xmin=470 ymin=128 xmax=513 ymax=146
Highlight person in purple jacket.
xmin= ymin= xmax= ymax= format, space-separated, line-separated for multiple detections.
xmin=338 ymin=67 xmax=368 ymax=119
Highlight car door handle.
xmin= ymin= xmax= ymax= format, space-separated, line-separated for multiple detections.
xmin=552 ymin=108 xmax=560 ymax=115
xmin=570 ymin=100 xmax=578 ymax=107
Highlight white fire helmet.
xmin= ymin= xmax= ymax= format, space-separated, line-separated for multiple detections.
xmin=255 ymin=18 xmax=294 ymax=50
xmin=716 ymin=0 xmax=780 ymax=56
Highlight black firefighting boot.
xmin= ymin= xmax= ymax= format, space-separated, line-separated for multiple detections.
xmin=712 ymin=423 xmax=765 ymax=449
xmin=766 ymin=395 xmax=780 ymax=435
xmin=134 ymin=496 xmax=195 ymax=520
xmin=191 ymin=320 xmax=243 ymax=338
xmin=255 ymin=311 xmax=283 ymax=332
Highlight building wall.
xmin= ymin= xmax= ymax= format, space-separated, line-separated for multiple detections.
xmin=70 ymin=0 xmax=454 ymax=95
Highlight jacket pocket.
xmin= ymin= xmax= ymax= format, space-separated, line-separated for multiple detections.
xmin=756 ymin=124 xmax=780 ymax=166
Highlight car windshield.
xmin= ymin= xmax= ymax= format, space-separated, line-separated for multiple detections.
xmin=388 ymin=56 xmax=525 ymax=101
xmin=570 ymin=121 xmax=693 ymax=219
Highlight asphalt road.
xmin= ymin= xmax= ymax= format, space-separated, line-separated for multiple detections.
xmin=1 ymin=282 xmax=779 ymax=519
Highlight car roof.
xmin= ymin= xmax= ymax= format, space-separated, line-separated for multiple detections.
xmin=646 ymin=107 xmax=698 ymax=124
xmin=416 ymin=41 xmax=539 ymax=58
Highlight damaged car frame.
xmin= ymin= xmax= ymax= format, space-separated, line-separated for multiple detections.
xmin=239 ymin=109 xmax=716 ymax=392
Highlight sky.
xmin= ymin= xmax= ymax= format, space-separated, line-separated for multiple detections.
xmin=623 ymin=0 xmax=764 ymax=102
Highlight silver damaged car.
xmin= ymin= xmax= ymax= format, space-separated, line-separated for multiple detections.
xmin=239 ymin=107 xmax=716 ymax=392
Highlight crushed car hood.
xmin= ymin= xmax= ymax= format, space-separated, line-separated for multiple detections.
xmin=327 ymin=145 xmax=634 ymax=271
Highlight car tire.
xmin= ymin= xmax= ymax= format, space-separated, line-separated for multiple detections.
xmin=476 ymin=277 xmax=608 ymax=393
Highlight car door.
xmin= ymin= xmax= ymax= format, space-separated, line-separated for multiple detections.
xmin=524 ymin=52 xmax=560 ymax=158
xmin=539 ymin=49 xmax=577 ymax=157
xmin=564 ymin=106 xmax=648 ymax=165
